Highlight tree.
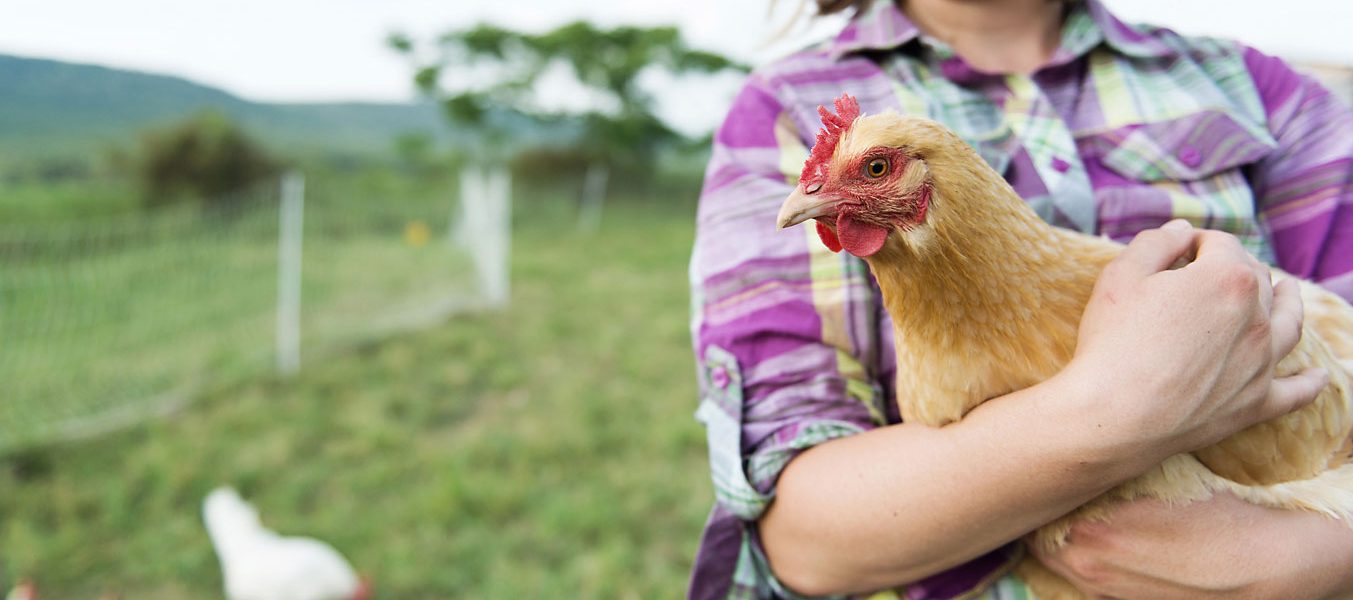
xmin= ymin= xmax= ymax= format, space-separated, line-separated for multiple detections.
xmin=388 ymin=21 xmax=746 ymax=167
xmin=135 ymin=111 xmax=281 ymax=209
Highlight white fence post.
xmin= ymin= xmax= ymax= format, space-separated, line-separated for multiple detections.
xmin=450 ymin=168 xmax=478 ymax=246
xmin=456 ymin=165 xmax=511 ymax=308
xmin=578 ymin=162 xmax=609 ymax=233
xmin=485 ymin=166 xmax=511 ymax=306
xmin=276 ymin=171 xmax=304 ymax=375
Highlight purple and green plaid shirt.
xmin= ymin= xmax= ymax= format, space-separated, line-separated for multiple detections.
xmin=688 ymin=1 xmax=1353 ymax=599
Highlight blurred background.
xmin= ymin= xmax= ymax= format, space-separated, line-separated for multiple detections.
xmin=0 ymin=0 xmax=1349 ymax=597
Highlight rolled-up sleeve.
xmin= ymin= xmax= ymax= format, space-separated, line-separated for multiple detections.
xmin=690 ymin=74 xmax=889 ymax=523
xmin=1246 ymin=46 xmax=1353 ymax=301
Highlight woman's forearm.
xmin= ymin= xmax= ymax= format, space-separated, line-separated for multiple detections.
xmin=1273 ymin=507 xmax=1353 ymax=600
xmin=760 ymin=367 xmax=1161 ymax=596
xmin=762 ymin=227 xmax=1326 ymax=596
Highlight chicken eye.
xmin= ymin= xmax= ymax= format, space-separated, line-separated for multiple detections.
xmin=866 ymin=158 xmax=889 ymax=178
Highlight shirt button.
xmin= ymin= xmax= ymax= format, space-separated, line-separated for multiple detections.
xmin=711 ymin=366 xmax=731 ymax=389
xmin=1050 ymin=157 xmax=1071 ymax=173
xmin=1178 ymin=145 xmax=1202 ymax=168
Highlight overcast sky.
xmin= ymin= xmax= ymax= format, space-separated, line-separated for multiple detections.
xmin=3 ymin=0 xmax=1350 ymax=134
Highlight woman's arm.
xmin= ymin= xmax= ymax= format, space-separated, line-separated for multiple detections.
xmin=762 ymin=224 xmax=1329 ymax=596
xmin=1246 ymin=46 xmax=1353 ymax=302
xmin=1032 ymin=493 xmax=1353 ymax=600
xmin=1005 ymin=46 xmax=1353 ymax=600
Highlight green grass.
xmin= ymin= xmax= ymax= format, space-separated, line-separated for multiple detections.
xmin=0 ymin=178 xmax=141 ymax=223
xmin=0 ymin=192 xmax=711 ymax=598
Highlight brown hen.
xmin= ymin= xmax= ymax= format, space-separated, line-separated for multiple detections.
xmin=776 ymin=94 xmax=1353 ymax=599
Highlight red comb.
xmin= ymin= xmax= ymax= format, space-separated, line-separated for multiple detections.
xmin=800 ymin=93 xmax=861 ymax=186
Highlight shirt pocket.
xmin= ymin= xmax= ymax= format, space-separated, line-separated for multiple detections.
xmin=1080 ymin=109 xmax=1277 ymax=244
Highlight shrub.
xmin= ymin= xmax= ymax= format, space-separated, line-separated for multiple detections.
xmin=136 ymin=111 xmax=281 ymax=209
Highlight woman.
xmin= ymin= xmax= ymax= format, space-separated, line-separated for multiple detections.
xmin=688 ymin=0 xmax=1353 ymax=598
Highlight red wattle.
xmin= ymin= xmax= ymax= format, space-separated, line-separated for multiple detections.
xmin=815 ymin=221 xmax=842 ymax=253
xmin=837 ymin=214 xmax=888 ymax=257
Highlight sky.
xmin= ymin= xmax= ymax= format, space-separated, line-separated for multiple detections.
xmin=3 ymin=0 xmax=1351 ymax=134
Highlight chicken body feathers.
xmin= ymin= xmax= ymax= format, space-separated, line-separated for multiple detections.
xmin=840 ymin=113 xmax=1353 ymax=599
xmin=203 ymin=487 xmax=365 ymax=600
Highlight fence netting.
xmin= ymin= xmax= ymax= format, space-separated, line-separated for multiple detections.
xmin=0 ymin=171 xmax=508 ymax=452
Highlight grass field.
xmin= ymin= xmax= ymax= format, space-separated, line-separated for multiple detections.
xmin=0 ymin=184 xmax=712 ymax=598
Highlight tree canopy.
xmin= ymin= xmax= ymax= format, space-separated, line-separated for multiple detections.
xmin=388 ymin=21 xmax=746 ymax=165
xmin=135 ymin=111 xmax=281 ymax=209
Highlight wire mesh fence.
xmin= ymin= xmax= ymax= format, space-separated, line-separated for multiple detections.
xmin=0 ymin=168 xmax=510 ymax=453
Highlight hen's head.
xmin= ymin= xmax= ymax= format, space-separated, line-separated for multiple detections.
xmin=777 ymin=93 xmax=988 ymax=259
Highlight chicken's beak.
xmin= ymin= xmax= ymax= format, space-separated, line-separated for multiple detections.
xmin=777 ymin=182 xmax=840 ymax=229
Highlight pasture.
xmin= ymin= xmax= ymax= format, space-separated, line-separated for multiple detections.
xmin=0 ymin=174 xmax=712 ymax=598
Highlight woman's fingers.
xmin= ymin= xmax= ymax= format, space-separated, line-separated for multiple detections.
xmin=1187 ymin=229 xmax=1251 ymax=267
xmin=1252 ymin=258 xmax=1275 ymax=316
xmin=1076 ymin=221 xmax=1321 ymax=457
xmin=1251 ymin=278 xmax=1320 ymax=421
xmin=1269 ymin=278 xmax=1304 ymax=358
xmin=1173 ymin=230 xmax=1275 ymax=315
xmin=1113 ymin=220 xmax=1198 ymax=278
xmin=1264 ymin=367 xmax=1329 ymax=419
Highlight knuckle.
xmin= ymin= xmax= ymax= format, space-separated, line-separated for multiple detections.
xmin=1129 ymin=229 xmax=1168 ymax=251
xmin=1200 ymin=229 xmax=1241 ymax=246
xmin=1218 ymin=263 xmax=1259 ymax=298
xmin=1068 ymin=518 xmax=1108 ymax=543
xmin=1248 ymin=315 xmax=1273 ymax=339
xmin=1062 ymin=550 xmax=1109 ymax=585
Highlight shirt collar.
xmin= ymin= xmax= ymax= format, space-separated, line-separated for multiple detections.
xmin=826 ymin=0 xmax=1173 ymax=62
xmin=826 ymin=0 xmax=921 ymax=60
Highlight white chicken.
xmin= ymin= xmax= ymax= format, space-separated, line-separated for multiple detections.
xmin=203 ymin=487 xmax=370 ymax=600
xmin=4 ymin=579 xmax=36 ymax=600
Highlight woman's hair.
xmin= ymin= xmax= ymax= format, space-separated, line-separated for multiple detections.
xmin=762 ymin=0 xmax=869 ymax=48
xmin=814 ymin=0 xmax=1073 ymax=17
xmin=815 ymin=0 xmax=871 ymax=15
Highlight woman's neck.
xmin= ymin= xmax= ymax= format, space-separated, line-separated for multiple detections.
xmin=900 ymin=0 xmax=1065 ymax=75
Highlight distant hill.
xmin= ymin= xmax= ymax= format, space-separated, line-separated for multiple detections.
xmin=0 ymin=53 xmax=446 ymax=161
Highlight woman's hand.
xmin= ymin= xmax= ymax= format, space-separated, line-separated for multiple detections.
xmin=1067 ymin=220 xmax=1328 ymax=462
xmin=758 ymin=221 xmax=1332 ymax=596
xmin=1030 ymin=493 xmax=1353 ymax=600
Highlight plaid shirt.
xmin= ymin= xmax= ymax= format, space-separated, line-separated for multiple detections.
xmin=688 ymin=1 xmax=1353 ymax=599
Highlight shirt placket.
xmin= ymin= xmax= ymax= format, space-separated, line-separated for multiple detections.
xmin=1002 ymin=74 xmax=1099 ymax=234
xmin=889 ymin=47 xmax=1016 ymax=176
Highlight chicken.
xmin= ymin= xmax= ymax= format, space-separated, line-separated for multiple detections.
xmin=203 ymin=487 xmax=371 ymax=600
xmin=776 ymin=93 xmax=1353 ymax=599
xmin=4 ymin=579 xmax=36 ymax=600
